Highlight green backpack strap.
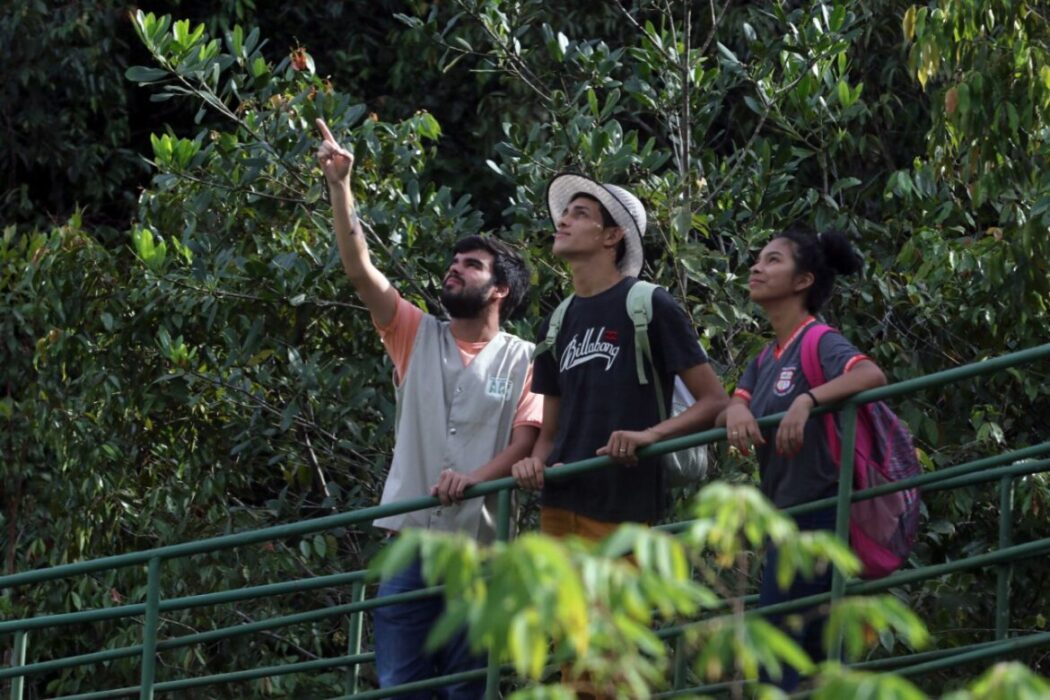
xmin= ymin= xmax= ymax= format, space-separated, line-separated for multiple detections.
xmin=532 ymin=294 xmax=575 ymax=361
xmin=625 ymin=281 xmax=667 ymax=422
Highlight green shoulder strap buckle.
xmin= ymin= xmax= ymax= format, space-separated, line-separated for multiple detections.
xmin=532 ymin=294 xmax=575 ymax=361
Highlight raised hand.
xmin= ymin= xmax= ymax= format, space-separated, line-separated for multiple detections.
xmin=315 ymin=118 xmax=353 ymax=185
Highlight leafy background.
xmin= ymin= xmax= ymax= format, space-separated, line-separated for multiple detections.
xmin=2 ymin=0 xmax=1048 ymax=696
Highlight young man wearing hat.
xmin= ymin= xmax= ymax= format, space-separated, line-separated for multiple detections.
xmin=317 ymin=119 xmax=542 ymax=697
xmin=512 ymin=173 xmax=728 ymax=543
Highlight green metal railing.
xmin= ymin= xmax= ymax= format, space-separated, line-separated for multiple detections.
xmin=2 ymin=341 xmax=1049 ymax=698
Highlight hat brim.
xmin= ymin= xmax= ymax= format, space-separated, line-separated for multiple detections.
xmin=546 ymin=173 xmax=644 ymax=277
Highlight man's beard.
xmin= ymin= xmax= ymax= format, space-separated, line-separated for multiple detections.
xmin=441 ymin=281 xmax=493 ymax=319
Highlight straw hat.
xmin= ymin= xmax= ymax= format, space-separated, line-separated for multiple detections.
xmin=546 ymin=173 xmax=647 ymax=277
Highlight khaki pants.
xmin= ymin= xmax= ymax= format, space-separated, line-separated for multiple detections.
xmin=540 ymin=505 xmax=622 ymax=542
xmin=539 ymin=506 xmax=632 ymax=700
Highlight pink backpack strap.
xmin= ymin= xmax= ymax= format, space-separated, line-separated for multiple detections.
xmin=798 ymin=323 xmax=841 ymax=465
xmin=799 ymin=323 xmax=834 ymax=387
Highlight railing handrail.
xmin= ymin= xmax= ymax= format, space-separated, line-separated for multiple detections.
xmin=1 ymin=341 xmax=1048 ymax=590
xmin=3 ymin=340 xmax=1049 ymax=697
xmin=4 ymin=446 xmax=1047 ymax=644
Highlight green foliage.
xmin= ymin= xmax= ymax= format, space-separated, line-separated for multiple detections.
xmin=0 ymin=1 xmax=144 ymax=228
xmin=372 ymin=483 xmax=895 ymax=696
xmin=3 ymin=0 xmax=1049 ymax=696
xmin=1 ymin=8 xmax=492 ymax=694
xmin=816 ymin=665 xmax=928 ymax=699
xmin=827 ymin=595 xmax=930 ymax=662
xmin=941 ymin=661 xmax=1050 ymax=700
xmin=372 ymin=523 xmax=716 ymax=693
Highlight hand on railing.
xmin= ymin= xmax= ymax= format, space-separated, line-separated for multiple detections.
xmin=512 ymin=456 xmax=556 ymax=490
xmin=776 ymin=395 xmax=814 ymax=457
xmin=725 ymin=403 xmax=765 ymax=457
xmin=430 ymin=468 xmax=480 ymax=506
xmin=595 ymin=428 xmax=660 ymax=465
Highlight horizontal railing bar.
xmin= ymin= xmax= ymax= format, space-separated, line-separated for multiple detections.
xmin=650 ymin=630 xmax=1050 ymax=697
xmin=893 ymin=629 xmax=1050 ymax=678
xmin=0 ymin=603 xmax=148 ymax=637
xmin=326 ymin=665 xmax=496 ymax=700
xmin=157 ymin=652 xmax=371 ymax=693
xmin=852 ymin=639 xmax=1001 ymax=671
xmin=17 ymin=447 xmax=1047 ymax=639
xmin=787 ymin=454 xmax=1050 ymax=515
xmin=9 ymin=506 xmax=1050 ymax=679
xmin=0 ymin=644 xmax=144 ymax=684
xmin=0 ymin=587 xmax=438 ymax=681
xmin=24 ymin=533 xmax=1050 ymax=692
xmin=8 ymin=478 xmax=1049 ymax=684
xmin=844 ymin=342 xmax=1050 ymax=405
xmin=845 ymin=450 xmax=1050 ymax=501
xmin=102 ymin=531 xmax=1045 ymax=700
xmin=658 ymin=443 xmax=1050 ymax=534
xmin=635 ymin=342 xmax=1050 ymax=459
xmin=653 ymin=536 xmax=1050 ymax=641
xmin=3 ymin=344 xmax=1047 ymax=591
xmin=849 ymin=537 xmax=1050 ymax=595
xmin=0 ymin=570 xmax=369 ymax=636
xmin=55 ymin=653 xmax=375 ymax=700
xmin=55 ymin=687 xmax=135 ymax=700
xmin=652 ymin=679 xmax=750 ymax=698
xmin=2 ymin=343 xmax=1048 ymax=697
xmin=925 ymin=460 xmax=1050 ymax=493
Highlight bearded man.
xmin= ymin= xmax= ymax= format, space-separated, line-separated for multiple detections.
xmin=317 ymin=119 xmax=540 ymax=698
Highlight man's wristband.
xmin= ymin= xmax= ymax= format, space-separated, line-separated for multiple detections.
xmin=804 ymin=390 xmax=819 ymax=407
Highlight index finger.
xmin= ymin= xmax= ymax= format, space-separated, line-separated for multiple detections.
xmin=316 ymin=118 xmax=336 ymax=143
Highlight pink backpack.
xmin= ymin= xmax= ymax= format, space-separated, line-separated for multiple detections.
xmin=762 ymin=324 xmax=922 ymax=578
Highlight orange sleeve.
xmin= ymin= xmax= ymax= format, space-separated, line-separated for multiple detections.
xmin=513 ymin=364 xmax=543 ymax=428
xmin=374 ymin=293 xmax=424 ymax=386
xmin=844 ymin=354 xmax=871 ymax=373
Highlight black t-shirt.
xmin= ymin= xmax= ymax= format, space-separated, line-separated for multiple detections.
xmin=533 ymin=277 xmax=709 ymax=523
xmin=736 ymin=323 xmax=867 ymax=508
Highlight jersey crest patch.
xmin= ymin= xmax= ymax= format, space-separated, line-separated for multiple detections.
xmin=774 ymin=365 xmax=798 ymax=396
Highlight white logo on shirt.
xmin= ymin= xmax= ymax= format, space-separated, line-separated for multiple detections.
xmin=560 ymin=326 xmax=620 ymax=372
xmin=486 ymin=376 xmax=512 ymax=400
xmin=774 ymin=366 xmax=797 ymax=396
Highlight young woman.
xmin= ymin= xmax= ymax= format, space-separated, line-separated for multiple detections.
xmin=717 ymin=227 xmax=887 ymax=690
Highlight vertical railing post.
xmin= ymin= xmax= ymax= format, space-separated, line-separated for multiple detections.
xmin=830 ymin=403 xmax=858 ymax=661
xmin=8 ymin=631 xmax=26 ymax=700
xmin=347 ymin=580 xmax=365 ymax=695
xmin=672 ymin=630 xmax=688 ymax=690
xmin=671 ymin=563 xmax=696 ymax=691
xmin=485 ymin=488 xmax=513 ymax=699
xmin=140 ymin=557 xmax=162 ymax=700
xmin=995 ymin=475 xmax=1014 ymax=640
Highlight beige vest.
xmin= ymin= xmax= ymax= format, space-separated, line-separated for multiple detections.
xmin=373 ymin=314 xmax=533 ymax=544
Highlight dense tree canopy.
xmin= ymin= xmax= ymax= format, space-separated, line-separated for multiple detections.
xmin=2 ymin=0 xmax=1048 ymax=696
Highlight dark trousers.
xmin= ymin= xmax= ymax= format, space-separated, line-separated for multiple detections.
xmin=758 ymin=507 xmax=837 ymax=692
xmin=373 ymin=558 xmax=486 ymax=699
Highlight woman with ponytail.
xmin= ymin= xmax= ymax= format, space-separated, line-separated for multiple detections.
xmin=716 ymin=227 xmax=887 ymax=690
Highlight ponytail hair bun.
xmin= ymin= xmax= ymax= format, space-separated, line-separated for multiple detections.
xmin=774 ymin=227 xmax=863 ymax=314
xmin=819 ymin=230 xmax=862 ymax=276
